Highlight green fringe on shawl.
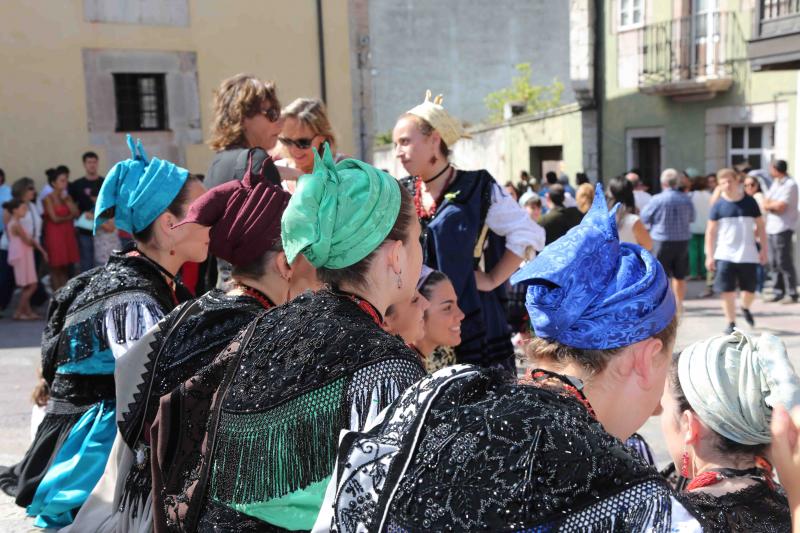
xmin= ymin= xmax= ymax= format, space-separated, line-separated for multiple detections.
xmin=209 ymin=378 xmax=346 ymax=505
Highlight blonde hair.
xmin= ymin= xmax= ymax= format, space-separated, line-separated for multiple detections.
xmin=282 ymin=98 xmax=336 ymax=148
xmin=208 ymin=74 xmax=280 ymax=152
xmin=575 ymin=183 xmax=595 ymax=214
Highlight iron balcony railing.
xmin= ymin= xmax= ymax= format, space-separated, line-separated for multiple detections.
xmin=761 ymin=0 xmax=800 ymax=20
xmin=638 ymin=11 xmax=746 ymax=87
xmin=755 ymin=0 xmax=800 ymax=38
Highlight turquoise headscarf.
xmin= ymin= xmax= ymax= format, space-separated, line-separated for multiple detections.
xmin=679 ymin=330 xmax=800 ymax=445
xmin=94 ymin=135 xmax=189 ymax=235
xmin=281 ymin=144 xmax=401 ymax=269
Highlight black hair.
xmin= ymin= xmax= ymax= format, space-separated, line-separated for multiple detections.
xmin=576 ymin=172 xmax=589 ymax=185
xmin=417 ymin=270 xmax=449 ymax=301
xmin=545 ymin=171 xmax=558 ymax=185
xmin=318 ymin=184 xmax=416 ymax=290
xmin=0 ymin=168 xmax=5 ymax=184
xmin=773 ymin=159 xmax=788 ymax=174
xmin=231 ymin=242 xmax=283 ymax=279
xmin=3 ymin=198 xmax=23 ymax=213
xmin=132 ymin=175 xmax=202 ymax=244
xmin=82 ymin=151 xmax=99 ymax=162
xmin=669 ymin=353 xmax=767 ymax=457
xmin=548 ymin=183 xmax=565 ymax=207
xmin=607 ymin=175 xmax=636 ymax=214
xmin=46 ymin=167 xmax=68 ymax=185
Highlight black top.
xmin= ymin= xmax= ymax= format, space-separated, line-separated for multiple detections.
xmin=678 ymin=481 xmax=791 ymax=533
xmin=68 ymin=175 xmax=104 ymax=214
xmin=538 ymin=205 xmax=584 ymax=245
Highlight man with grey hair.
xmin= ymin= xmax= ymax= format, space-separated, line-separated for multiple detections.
xmin=641 ymin=168 xmax=695 ymax=311
xmin=626 ymin=170 xmax=652 ymax=211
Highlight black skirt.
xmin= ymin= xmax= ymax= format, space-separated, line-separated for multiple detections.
xmin=0 ymin=400 xmax=90 ymax=507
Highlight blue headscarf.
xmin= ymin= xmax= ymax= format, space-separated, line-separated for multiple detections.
xmin=510 ymin=184 xmax=675 ymax=350
xmin=94 ymin=135 xmax=189 ymax=235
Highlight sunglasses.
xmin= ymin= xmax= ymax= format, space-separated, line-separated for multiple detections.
xmin=744 ymin=182 xmax=757 ymax=187
xmin=258 ymin=107 xmax=281 ymax=123
xmin=279 ymin=136 xmax=316 ymax=150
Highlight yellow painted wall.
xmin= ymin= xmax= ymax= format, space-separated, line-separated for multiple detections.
xmin=0 ymin=0 xmax=353 ymax=183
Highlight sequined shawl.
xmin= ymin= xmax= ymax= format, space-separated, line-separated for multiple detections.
xmin=41 ymin=251 xmax=184 ymax=390
xmin=114 ymin=289 xmax=266 ymax=514
xmin=151 ymin=290 xmax=426 ymax=532
xmin=677 ymin=481 xmax=791 ymax=532
xmin=317 ymin=366 xmax=705 ymax=532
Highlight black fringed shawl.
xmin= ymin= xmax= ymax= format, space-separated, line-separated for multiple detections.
xmin=114 ymin=289 xmax=266 ymax=515
xmin=151 ymin=290 xmax=426 ymax=532
xmin=321 ymin=366 xmax=706 ymax=532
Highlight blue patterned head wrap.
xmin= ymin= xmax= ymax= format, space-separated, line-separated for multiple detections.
xmin=510 ymin=184 xmax=676 ymax=350
xmin=94 ymin=135 xmax=189 ymax=235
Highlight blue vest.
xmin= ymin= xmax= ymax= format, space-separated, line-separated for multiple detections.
xmin=403 ymin=170 xmax=514 ymax=371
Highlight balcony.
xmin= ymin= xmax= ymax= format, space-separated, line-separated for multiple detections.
xmin=749 ymin=0 xmax=800 ymax=71
xmin=638 ymin=11 xmax=745 ymax=101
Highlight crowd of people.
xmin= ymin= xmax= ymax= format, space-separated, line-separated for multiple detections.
xmin=0 ymin=73 xmax=798 ymax=532
xmin=507 ymin=159 xmax=799 ymax=335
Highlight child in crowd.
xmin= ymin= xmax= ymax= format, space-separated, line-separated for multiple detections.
xmin=3 ymin=199 xmax=47 ymax=320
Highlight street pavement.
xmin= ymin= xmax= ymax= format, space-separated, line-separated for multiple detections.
xmin=0 ymin=281 xmax=797 ymax=531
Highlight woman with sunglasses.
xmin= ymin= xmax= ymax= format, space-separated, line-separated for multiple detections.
xmin=278 ymin=98 xmax=347 ymax=180
xmin=204 ymin=74 xmax=300 ymax=288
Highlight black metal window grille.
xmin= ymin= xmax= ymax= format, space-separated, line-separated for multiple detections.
xmin=113 ymin=73 xmax=167 ymax=131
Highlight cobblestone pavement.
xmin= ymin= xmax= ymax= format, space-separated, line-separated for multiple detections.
xmin=0 ymin=281 xmax=797 ymax=530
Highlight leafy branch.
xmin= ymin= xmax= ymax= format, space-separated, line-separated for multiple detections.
xmin=484 ymin=63 xmax=564 ymax=123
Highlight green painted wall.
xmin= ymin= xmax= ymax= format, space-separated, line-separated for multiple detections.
xmin=601 ymin=0 xmax=798 ymax=180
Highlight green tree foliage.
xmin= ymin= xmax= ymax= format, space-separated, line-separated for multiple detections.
xmin=484 ymin=63 xmax=564 ymax=123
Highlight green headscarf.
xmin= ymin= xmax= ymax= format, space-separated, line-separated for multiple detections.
xmin=281 ymin=144 xmax=401 ymax=269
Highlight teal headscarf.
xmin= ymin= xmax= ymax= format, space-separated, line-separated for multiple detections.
xmin=94 ymin=135 xmax=189 ymax=235
xmin=281 ymin=144 xmax=401 ymax=269
xmin=679 ymin=330 xmax=800 ymax=445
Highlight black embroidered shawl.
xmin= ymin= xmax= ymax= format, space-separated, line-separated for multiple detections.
xmin=320 ymin=365 xmax=704 ymax=532
xmin=677 ymin=481 xmax=791 ymax=533
xmin=40 ymin=251 xmax=185 ymax=402
xmin=117 ymin=289 xmax=265 ymax=451
xmin=151 ymin=290 xmax=426 ymax=532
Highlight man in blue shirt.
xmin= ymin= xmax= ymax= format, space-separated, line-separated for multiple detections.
xmin=641 ymin=168 xmax=695 ymax=311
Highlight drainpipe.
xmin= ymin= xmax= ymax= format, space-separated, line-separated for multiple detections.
xmin=594 ymin=0 xmax=604 ymax=183
xmin=316 ymin=0 xmax=327 ymax=103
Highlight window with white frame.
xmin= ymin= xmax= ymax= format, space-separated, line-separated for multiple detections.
xmin=728 ymin=125 xmax=774 ymax=169
xmin=619 ymin=0 xmax=644 ymax=30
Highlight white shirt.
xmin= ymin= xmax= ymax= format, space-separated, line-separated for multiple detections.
xmin=618 ymin=212 xmax=640 ymax=244
xmin=633 ymin=190 xmax=652 ymax=212
xmin=689 ymin=190 xmax=712 ymax=234
xmin=487 ymin=183 xmax=545 ymax=259
xmin=764 ymin=175 xmax=799 ymax=234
